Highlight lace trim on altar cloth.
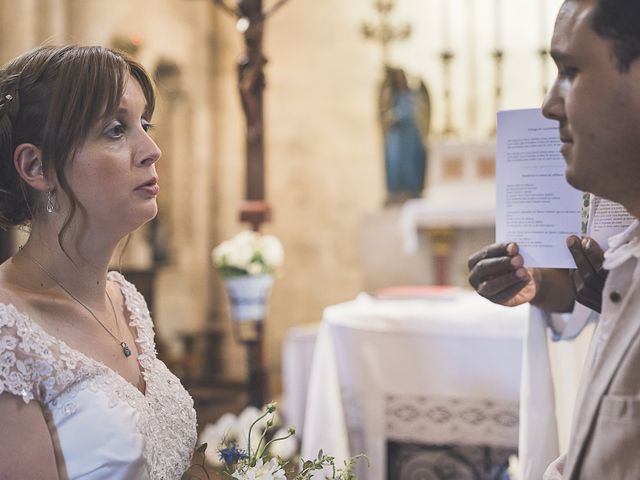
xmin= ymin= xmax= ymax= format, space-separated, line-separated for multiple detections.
xmin=385 ymin=395 xmax=519 ymax=448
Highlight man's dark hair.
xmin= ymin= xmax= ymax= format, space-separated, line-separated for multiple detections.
xmin=591 ymin=0 xmax=640 ymax=72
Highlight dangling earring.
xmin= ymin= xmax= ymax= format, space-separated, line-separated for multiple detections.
xmin=46 ymin=190 xmax=55 ymax=213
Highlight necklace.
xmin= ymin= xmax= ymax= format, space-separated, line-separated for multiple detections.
xmin=20 ymin=249 xmax=133 ymax=359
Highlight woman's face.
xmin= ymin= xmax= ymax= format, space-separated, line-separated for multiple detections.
xmin=63 ymin=75 xmax=161 ymax=237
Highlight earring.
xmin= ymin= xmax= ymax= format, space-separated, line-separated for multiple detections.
xmin=46 ymin=191 xmax=55 ymax=213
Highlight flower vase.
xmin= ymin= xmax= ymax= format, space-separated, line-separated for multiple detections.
xmin=224 ymin=274 xmax=274 ymax=321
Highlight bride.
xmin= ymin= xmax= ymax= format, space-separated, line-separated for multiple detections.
xmin=0 ymin=45 xmax=196 ymax=479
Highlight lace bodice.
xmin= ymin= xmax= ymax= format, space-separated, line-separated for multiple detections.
xmin=0 ymin=272 xmax=197 ymax=479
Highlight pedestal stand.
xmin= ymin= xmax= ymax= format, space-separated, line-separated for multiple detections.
xmin=233 ymin=321 xmax=269 ymax=408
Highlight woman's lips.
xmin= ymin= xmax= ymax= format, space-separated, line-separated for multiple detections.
xmin=135 ymin=179 xmax=159 ymax=196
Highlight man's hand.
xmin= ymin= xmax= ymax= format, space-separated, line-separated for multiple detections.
xmin=468 ymin=242 xmax=537 ymax=307
xmin=566 ymin=235 xmax=607 ymax=313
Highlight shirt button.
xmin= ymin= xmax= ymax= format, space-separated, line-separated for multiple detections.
xmin=610 ymin=291 xmax=622 ymax=303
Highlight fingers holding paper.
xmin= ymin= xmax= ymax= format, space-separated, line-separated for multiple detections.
xmin=567 ymin=235 xmax=608 ymax=313
xmin=468 ymin=242 xmax=538 ymax=307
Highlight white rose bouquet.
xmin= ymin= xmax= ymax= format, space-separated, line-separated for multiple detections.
xmin=212 ymin=231 xmax=284 ymax=278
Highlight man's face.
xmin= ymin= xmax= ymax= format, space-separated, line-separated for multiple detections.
xmin=542 ymin=0 xmax=640 ymax=215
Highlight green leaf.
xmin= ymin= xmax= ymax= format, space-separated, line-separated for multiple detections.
xmin=217 ymin=266 xmax=250 ymax=277
xmin=196 ymin=443 xmax=208 ymax=454
xmin=317 ymin=449 xmax=323 ymax=460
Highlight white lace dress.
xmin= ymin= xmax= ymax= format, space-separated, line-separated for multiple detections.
xmin=0 ymin=272 xmax=197 ymax=479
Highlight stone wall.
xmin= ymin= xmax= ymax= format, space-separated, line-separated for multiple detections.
xmin=0 ymin=0 xmax=565 ymax=395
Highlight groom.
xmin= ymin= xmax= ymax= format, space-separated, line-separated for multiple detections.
xmin=470 ymin=0 xmax=640 ymax=478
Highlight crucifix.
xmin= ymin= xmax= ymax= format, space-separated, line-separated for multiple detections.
xmin=213 ymin=0 xmax=291 ymax=409
xmin=213 ymin=0 xmax=291 ymax=231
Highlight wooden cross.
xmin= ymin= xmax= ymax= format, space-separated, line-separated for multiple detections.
xmin=213 ymin=0 xmax=291 ymax=231
xmin=213 ymin=0 xmax=292 ymax=409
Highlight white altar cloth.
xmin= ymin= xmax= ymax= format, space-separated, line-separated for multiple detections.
xmin=301 ymin=289 xmax=528 ymax=480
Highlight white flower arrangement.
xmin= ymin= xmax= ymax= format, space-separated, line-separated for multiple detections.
xmin=212 ymin=231 xmax=284 ymax=278
xmin=183 ymin=403 xmax=366 ymax=480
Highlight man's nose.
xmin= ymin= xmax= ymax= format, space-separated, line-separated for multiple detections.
xmin=542 ymin=82 xmax=565 ymax=121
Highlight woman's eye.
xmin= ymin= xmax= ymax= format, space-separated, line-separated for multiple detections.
xmin=106 ymin=122 xmax=126 ymax=138
xmin=142 ymin=121 xmax=154 ymax=133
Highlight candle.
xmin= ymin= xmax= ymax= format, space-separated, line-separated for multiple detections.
xmin=494 ymin=0 xmax=502 ymax=49
xmin=442 ymin=0 xmax=451 ymax=50
xmin=467 ymin=0 xmax=477 ymax=133
xmin=539 ymin=0 xmax=548 ymax=44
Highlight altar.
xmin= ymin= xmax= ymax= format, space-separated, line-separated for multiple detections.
xmin=300 ymin=288 xmax=528 ymax=480
xmin=361 ymin=141 xmax=497 ymax=289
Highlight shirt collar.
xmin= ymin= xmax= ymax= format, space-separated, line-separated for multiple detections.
xmin=603 ymin=220 xmax=640 ymax=270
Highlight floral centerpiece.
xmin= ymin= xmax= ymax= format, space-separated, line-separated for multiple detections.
xmin=182 ymin=403 xmax=366 ymax=480
xmin=212 ymin=231 xmax=284 ymax=321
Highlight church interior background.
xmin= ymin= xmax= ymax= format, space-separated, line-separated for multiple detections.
xmin=0 ymin=0 xmax=565 ymax=463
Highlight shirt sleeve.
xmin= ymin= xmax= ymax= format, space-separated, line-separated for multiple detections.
xmin=545 ymin=303 xmax=598 ymax=342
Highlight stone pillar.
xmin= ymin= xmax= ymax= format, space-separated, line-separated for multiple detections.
xmin=0 ymin=0 xmax=38 ymax=63
xmin=36 ymin=0 xmax=67 ymax=44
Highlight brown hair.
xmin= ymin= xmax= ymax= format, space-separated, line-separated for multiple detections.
xmin=0 ymin=45 xmax=155 ymax=245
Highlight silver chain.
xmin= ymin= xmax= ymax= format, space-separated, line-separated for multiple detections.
xmin=20 ymin=248 xmax=133 ymax=358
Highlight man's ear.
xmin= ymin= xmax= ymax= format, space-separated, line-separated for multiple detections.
xmin=13 ymin=143 xmax=51 ymax=192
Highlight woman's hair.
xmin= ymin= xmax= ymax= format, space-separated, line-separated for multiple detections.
xmin=0 ymin=45 xmax=155 ymax=242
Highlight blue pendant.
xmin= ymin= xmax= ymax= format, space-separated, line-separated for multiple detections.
xmin=121 ymin=342 xmax=132 ymax=358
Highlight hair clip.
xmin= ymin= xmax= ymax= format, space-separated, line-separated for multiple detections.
xmin=4 ymin=94 xmax=12 ymax=101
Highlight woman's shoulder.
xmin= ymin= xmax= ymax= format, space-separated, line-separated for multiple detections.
xmin=0 ymin=282 xmax=33 ymax=328
xmin=107 ymin=271 xmax=150 ymax=314
xmin=0 ymin=294 xmax=56 ymax=405
xmin=107 ymin=271 xmax=156 ymax=348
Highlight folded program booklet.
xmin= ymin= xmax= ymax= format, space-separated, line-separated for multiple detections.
xmin=495 ymin=108 xmax=633 ymax=268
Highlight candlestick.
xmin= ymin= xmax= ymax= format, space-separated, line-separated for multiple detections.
xmin=539 ymin=0 xmax=548 ymax=44
xmin=494 ymin=0 xmax=502 ymax=50
xmin=440 ymin=50 xmax=456 ymax=137
xmin=442 ymin=0 xmax=450 ymax=51
xmin=467 ymin=0 xmax=477 ymax=135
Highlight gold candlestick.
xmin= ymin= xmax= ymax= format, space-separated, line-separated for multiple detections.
xmin=361 ymin=0 xmax=411 ymax=66
xmin=539 ymin=47 xmax=550 ymax=98
xmin=440 ymin=50 xmax=456 ymax=137
xmin=490 ymin=48 xmax=504 ymax=137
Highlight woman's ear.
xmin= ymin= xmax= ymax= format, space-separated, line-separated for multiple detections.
xmin=13 ymin=143 xmax=51 ymax=192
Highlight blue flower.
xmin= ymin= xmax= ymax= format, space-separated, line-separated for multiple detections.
xmin=219 ymin=445 xmax=249 ymax=466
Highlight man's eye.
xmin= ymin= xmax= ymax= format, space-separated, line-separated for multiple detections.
xmin=560 ymin=67 xmax=579 ymax=80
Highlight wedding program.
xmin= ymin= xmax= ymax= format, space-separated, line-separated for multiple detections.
xmin=495 ymin=108 xmax=632 ymax=268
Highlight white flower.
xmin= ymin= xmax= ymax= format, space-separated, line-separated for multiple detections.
xmin=198 ymin=424 xmax=226 ymax=467
xmin=212 ymin=230 xmax=284 ymax=277
xmin=258 ymin=235 xmax=284 ymax=268
xmin=237 ymin=406 xmax=265 ymax=429
xmin=234 ymin=458 xmax=286 ymax=480
xmin=199 ymin=412 xmax=239 ymax=466
xmin=216 ymin=412 xmax=240 ymax=436
xmin=226 ymin=245 xmax=255 ymax=271
xmin=507 ymin=454 xmax=520 ymax=480
xmin=247 ymin=261 xmax=264 ymax=275
xmin=267 ymin=428 xmax=298 ymax=460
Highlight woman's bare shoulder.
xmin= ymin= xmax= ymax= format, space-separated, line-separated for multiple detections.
xmin=0 ymin=393 xmax=59 ymax=479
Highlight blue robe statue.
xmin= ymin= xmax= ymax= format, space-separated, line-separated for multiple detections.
xmin=380 ymin=67 xmax=429 ymax=205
